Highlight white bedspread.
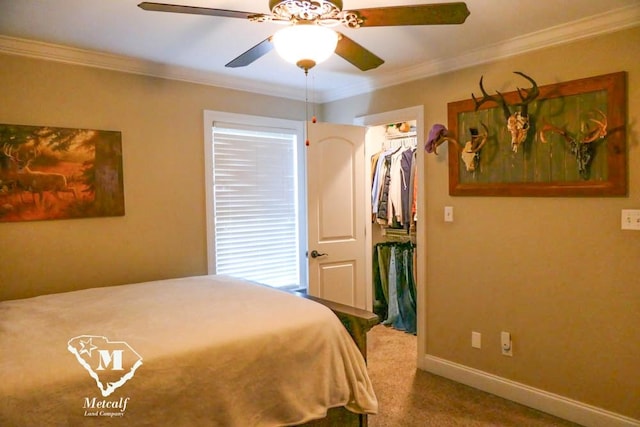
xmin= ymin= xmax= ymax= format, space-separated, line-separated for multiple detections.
xmin=0 ymin=275 xmax=377 ymax=426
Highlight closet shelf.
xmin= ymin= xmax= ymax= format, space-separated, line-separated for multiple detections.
xmin=385 ymin=131 xmax=416 ymax=140
xmin=382 ymin=227 xmax=415 ymax=242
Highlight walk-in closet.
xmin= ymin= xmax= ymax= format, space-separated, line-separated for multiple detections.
xmin=366 ymin=121 xmax=418 ymax=335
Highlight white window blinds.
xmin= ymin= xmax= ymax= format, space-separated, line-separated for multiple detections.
xmin=211 ymin=124 xmax=301 ymax=288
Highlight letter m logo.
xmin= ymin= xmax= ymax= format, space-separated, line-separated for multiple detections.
xmin=96 ymin=349 xmax=124 ymax=371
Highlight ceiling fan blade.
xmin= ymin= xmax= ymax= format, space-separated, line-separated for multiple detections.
xmin=355 ymin=2 xmax=470 ymax=27
xmin=225 ymin=38 xmax=274 ymax=68
xmin=137 ymin=2 xmax=257 ymax=19
xmin=335 ymin=33 xmax=384 ymax=71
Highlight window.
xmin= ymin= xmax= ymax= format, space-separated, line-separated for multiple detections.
xmin=204 ymin=111 xmax=306 ymax=289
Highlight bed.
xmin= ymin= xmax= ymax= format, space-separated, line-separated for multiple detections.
xmin=0 ymin=275 xmax=379 ymax=426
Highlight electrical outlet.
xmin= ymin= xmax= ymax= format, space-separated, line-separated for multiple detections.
xmin=501 ymin=331 xmax=513 ymax=356
xmin=621 ymin=209 xmax=640 ymax=230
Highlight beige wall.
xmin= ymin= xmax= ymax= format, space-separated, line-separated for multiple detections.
xmin=0 ymin=53 xmax=306 ymax=300
xmin=323 ymin=27 xmax=640 ymax=420
xmin=1 ymin=25 xmax=638 ymax=421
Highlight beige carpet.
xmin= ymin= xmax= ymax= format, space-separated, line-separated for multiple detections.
xmin=366 ymin=325 xmax=582 ymax=427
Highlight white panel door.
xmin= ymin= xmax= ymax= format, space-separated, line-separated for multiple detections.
xmin=306 ymin=122 xmax=366 ymax=309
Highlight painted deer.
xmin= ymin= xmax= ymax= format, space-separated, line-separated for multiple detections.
xmin=538 ymin=110 xmax=608 ymax=180
xmin=2 ymin=143 xmax=77 ymax=203
xmin=472 ymin=71 xmax=540 ymax=153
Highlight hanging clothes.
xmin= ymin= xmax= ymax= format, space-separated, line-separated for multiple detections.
xmin=401 ymin=147 xmax=416 ymax=232
xmin=410 ymin=149 xmax=418 ymax=226
xmin=371 ymin=146 xmax=397 ymax=222
xmin=387 ymin=147 xmax=406 ymax=226
xmin=372 ymin=241 xmax=417 ymax=334
xmin=370 ymin=137 xmax=417 ymax=231
xmin=376 ymin=151 xmax=395 ymax=224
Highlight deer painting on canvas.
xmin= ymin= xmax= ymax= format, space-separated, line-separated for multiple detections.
xmin=0 ymin=124 xmax=124 ymax=222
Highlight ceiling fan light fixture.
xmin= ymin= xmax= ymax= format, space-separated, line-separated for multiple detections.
xmin=272 ymin=23 xmax=338 ymax=70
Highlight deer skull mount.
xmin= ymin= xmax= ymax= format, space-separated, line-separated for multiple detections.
xmin=460 ymin=124 xmax=488 ymax=172
xmin=472 ymin=71 xmax=539 ymax=153
xmin=538 ymin=110 xmax=608 ymax=180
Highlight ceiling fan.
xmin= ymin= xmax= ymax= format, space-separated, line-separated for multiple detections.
xmin=138 ymin=1 xmax=470 ymax=72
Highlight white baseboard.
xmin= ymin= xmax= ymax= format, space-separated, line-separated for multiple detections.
xmin=421 ymin=355 xmax=639 ymax=427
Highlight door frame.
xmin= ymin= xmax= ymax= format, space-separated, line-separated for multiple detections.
xmin=354 ymin=105 xmax=426 ymax=362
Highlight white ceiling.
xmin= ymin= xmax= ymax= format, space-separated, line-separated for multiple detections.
xmin=1 ymin=0 xmax=639 ymax=102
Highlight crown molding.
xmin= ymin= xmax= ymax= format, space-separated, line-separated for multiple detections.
xmin=0 ymin=35 xmax=303 ymax=101
xmin=322 ymin=3 xmax=640 ymax=102
xmin=1 ymin=3 xmax=638 ymax=104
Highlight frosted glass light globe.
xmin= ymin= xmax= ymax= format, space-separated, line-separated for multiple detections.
xmin=272 ymin=24 xmax=338 ymax=70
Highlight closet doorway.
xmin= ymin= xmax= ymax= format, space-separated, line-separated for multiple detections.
xmin=355 ymin=106 xmax=425 ymax=360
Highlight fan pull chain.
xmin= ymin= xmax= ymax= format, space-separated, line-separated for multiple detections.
xmin=312 ymin=74 xmax=317 ymax=124
xmin=305 ymin=69 xmax=310 ymax=146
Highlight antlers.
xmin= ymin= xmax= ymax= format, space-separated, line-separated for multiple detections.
xmin=463 ymin=123 xmax=489 ymax=153
xmin=1 ymin=143 xmax=26 ymax=167
xmin=472 ymin=76 xmax=511 ymax=120
xmin=581 ymin=110 xmax=608 ymax=143
xmin=3 ymin=143 xmax=15 ymax=159
xmin=539 ymin=110 xmax=607 ymax=145
xmin=472 ymin=71 xmax=539 ymax=120
xmin=460 ymin=124 xmax=489 ymax=172
xmin=3 ymin=143 xmax=40 ymax=166
xmin=538 ymin=110 xmax=608 ymax=180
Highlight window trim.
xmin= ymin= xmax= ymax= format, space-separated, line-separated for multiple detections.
xmin=203 ymin=110 xmax=307 ymax=287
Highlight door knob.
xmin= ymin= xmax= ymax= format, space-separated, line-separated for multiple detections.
xmin=309 ymin=250 xmax=328 ymax=259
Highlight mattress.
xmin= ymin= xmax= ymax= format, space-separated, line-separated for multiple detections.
xmin=0 ymin=275 xmax=377 ymax=426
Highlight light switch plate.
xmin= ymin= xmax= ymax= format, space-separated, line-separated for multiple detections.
xmin=471 ymin=331 xmax=481 ymax=349
xmin=444 ymin=206 xmax=453 ymax=222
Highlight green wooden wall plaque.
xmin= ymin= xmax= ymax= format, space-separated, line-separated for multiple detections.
xmin=447 ymin=72 xmax=627 ymax=196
